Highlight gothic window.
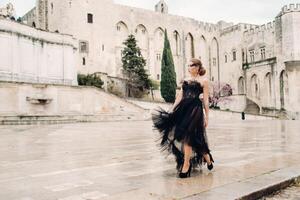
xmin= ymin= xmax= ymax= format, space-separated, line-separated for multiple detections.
xmin=157 ymin=74 xmax=160 ymax=80
xmin=238 ymin=77 xmax=245 ymax=94
xmin=51 ymin=3 xmax=53 ymax=14
xmin=79 ymin=41 xmax=89 ymax=53
xmin=251 ymin=74 xmax=259 ymax=98
xmin=213 ymin=58 xmax=216 ymax=66
xmin=186 ymin=33 xmax=195 ymax=58
xmin=82 ymin=57 xmax=86 ymax=65
xmin=225 ymin=54 xmax=228 ymax=63
xmin=157 ymin=53 xmax=161 ymax=61
xmin=87 ymin=13 xmax=93 ymax=23
xmin=174 ymin=31 xmax=180 ymax=55
xmin=260 ymin=47 xmax=266 ymax=60
xmin=232 ymin=50 xmax=237 ymax=61
xmin=117 ymin=25 xmax=121 ymax=31
xmin=249 ymin=50 xmax=255 ymax=62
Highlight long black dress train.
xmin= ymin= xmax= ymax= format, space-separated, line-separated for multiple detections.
xmin=152 ymin=80 xmax=213 ymax=171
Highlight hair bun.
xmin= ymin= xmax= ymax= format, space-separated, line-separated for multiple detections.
xmin=199 ymin=68 xmax=206 ymax=76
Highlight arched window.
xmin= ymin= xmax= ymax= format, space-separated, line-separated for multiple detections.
xmin=250 ymin=74 xmax=259 ymax=98
xmin=238 ymin=77 xmax=245 ymax=94
xmin=280 ymin=70 xmax=288 ymax=109
xmin=186 ymin=33 xmax=195 ymax=58
xmin=210 ymin=38 xmax=219 ymax=82
xmin=264 ymin=72 xmax=272 ymax=104
xmin=51 ymin=3 xmax=54 ymax=14
xmin=135 ymin=24 xmax=148 ymax=50
xmin=173 ymin=31 xmax=180 ymax=55
xmin=87 ymin=13 xmax=93 ymax=23
xmin=232 ymin=49 xmax=237 ymax=61
xmin=154 ymin=27 xmax=164 ymax=79
xmin=199 ymin=36 xmax=208 ymax=68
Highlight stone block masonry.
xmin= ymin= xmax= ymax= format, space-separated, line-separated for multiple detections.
xmin=0 ymin=17 xmax=78 ymax=85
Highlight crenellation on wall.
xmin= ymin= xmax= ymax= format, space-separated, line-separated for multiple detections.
xmin=280 ymin=3 xmax=300 ymax=16
xmin=220 ymin=23 xmax=249 ymax=36
xmin=244 ymin=21 xmax=275 ymax=38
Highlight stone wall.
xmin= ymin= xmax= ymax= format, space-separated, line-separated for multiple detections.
xmin=21 ymin=7 xmax=36 ymax=27
xmin=34 ymin=0 xmax=220 ymax=85
xmin=0 ymin=18 xmax=78 ymax=85
xmin=20 ymin=1 xmax=300 ymax=119
xmin=0 ymin=82 xmax=146 ymax=117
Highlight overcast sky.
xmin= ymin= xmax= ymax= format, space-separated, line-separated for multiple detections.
xmin=0 ymin=0 xmax=296 ymax=24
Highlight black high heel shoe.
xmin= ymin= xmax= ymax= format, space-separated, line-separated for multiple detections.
xmin=179 ymin=164 xmax=192 ymax=178
xmin=207 ymin=153 xmax=214 ymax=171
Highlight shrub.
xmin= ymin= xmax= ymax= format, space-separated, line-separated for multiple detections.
xmin=77 ymin=74 xmax=104 ymax=89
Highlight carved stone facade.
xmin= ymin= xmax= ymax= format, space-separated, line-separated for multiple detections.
xmin=19 ymin=1 xmax=300 ymax=119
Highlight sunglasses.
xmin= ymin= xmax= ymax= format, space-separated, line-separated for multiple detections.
xmin=188 ymin=64 xmax=199 ymax=67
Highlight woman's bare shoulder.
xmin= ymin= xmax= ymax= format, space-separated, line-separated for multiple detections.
xmin=202 ymin=77 xmax=209 ymax=84
xmin=196 ymin=77 xmax=209 ymax=87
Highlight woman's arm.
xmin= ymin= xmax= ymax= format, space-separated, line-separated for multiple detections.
xmin=202 ymin=79 xmax=210 ymax=127
xmin=170 ymin=87 xmax=183 ymax=112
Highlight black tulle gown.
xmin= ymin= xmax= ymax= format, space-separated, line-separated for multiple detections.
xmin=152 ymin=80 xmax=213 ymax=171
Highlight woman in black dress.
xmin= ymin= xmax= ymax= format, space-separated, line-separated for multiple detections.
xmin=152 ymin=58 xmax=214 ymax=178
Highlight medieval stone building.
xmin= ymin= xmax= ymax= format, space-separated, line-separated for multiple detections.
xmin=19 ymin=1 xmax=300 ymax=119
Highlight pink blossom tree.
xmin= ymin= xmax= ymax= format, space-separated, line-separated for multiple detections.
xmin=209 ymin=82 xmax=233 ymax=109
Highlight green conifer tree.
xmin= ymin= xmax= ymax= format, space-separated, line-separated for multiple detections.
xmin=160 ymin=29 xmax=177 ymax=102
xmin=122 ymin=34 xmax=151 ymax=97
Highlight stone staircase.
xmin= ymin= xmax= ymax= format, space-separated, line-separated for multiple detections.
xmin=0 ymin=82 xmax=150 ymax=125
xmin=244 ymin=97 xmax=260 ymax=115
xmin=0 ymin=113 xmax=149 ymax=125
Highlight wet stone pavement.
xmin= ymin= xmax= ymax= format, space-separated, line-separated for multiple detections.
xmin=0 ymin=119 xmax=300 ymax=200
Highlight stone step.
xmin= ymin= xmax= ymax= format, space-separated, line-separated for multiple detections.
xmin=184 ymin=165 xmax=300 ymax=200
xmin=0 ymin=113 xmax=150 ymax=125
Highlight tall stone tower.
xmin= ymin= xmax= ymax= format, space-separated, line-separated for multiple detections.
xmin=279 ymin=4 xmax=300 ymax=62
xmin=276 ymin=3 xmax=300 ymax=116
xmin=155 ymin=0 xmax=168 ymax=14
xmin=36 ymin=0 xmax=48 ymax=30
xmin=36 ymin=0 xmax=75 ymax=33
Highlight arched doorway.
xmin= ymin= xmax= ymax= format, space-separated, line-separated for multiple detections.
xmin=264 ymin=72 xmax=272 ymax=104
xmin=154 ymin=27 xmax=164 ymax=80
xmin=250 ymin=74 xmax=259 ymax=99
xmin=238 ymin=76 xmax=245 ymax=94
xmin=280 ymin=70 xmax=288 ymax=109
xmin=210 ymin=38 xmax=219 ymax=82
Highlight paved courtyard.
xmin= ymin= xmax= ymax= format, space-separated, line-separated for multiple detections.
xmin=0 ymin=119 xmax=300 ymax=200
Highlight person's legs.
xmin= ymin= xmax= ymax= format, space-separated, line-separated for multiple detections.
xmin=181 ymin=143 xmax=192 ymax=172
xmin=203 ymin=153 xmax=214 ymax=170
xmin=203 ymin=153 xmax=212 ymax=165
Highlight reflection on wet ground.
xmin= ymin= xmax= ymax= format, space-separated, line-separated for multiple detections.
xmin=0 ymin=120 xmax=299 ymax=199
